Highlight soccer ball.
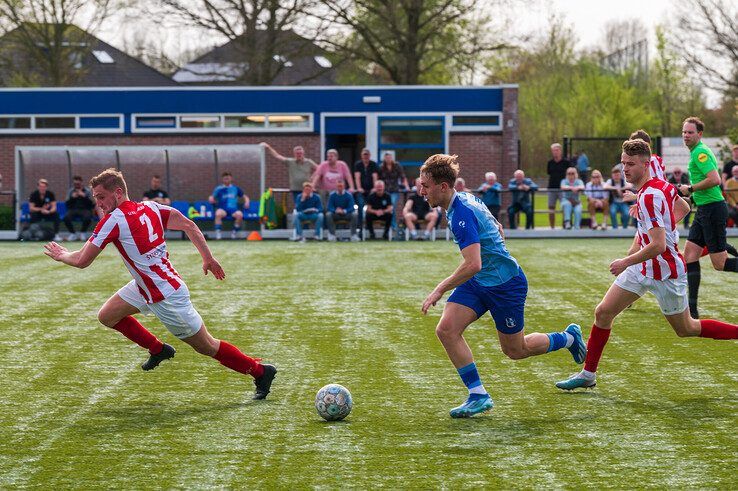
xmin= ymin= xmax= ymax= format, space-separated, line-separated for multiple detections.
xmin=315 ymin=384 xmax=352 ymax=421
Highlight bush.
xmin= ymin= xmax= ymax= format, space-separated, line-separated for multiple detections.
xmin=0 ymin=205 xmax=13 ymax=230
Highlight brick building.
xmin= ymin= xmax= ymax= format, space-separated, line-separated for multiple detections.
xmin=0 ymin=85 xmax=519 ymax=232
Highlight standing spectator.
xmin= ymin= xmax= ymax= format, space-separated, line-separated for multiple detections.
xmin=29 ymin=178 xmax=61 ymax=241
xmin=379 ymin=152 xmax=409 ymax=231
xmin=63 ymin=175 xmax=95 ymax=240
xmin=477 ymin=172 xmax=502 ymax=220
xmin=353 ymin=148 xmax=379 ymax=231
xmin=262 ymin=142 xmax=318 ymax=206
xmin=668 ymin=167 xmax=692 ymax=229
xmin=560 ymin=167 xmax=585 ymax=229
xmin=142 ymin=175 xmax=171 ymax=205
xmin=724 ymin=166 xmax=738 ymax=226
xmin=454 ymin=177 xmax=470 ymax=193
xmin=209 ymin=172 xmax=248 ymax=240
xmin=577 ymin=150 xmax=590 ymax=182
xmin=326 ymin=178 xmax=359 ymax=242
xmin=313 ymin=149 xmax=355 ymax=204
xmin=293 ymin=182 xmax=324 ymax=242
xmin=365 ymin=180 xmax=393 ymax=240
xmin=604 ymin=166 xmax=633 ymax=229
xmin=584 ymin=170 xmax=609 ymax=229
xmin=546 ymin=143 xmax=572 ymax=229
xmin=403 ymin=178 xmax=439 ymax=240
xmin=722 ymin=144 xmax=738 ymax=184
xmin=507 ymin=170 xmax=538 ymax=229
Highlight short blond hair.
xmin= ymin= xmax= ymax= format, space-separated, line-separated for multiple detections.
xmin=420 ymin=154 xmax=460 ymax=186
xmin=90 ymin=168 xmax=127 ymax=195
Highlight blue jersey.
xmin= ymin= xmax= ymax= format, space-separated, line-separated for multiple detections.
xmin=446 ymin=192 xmax=519 ymax=287
xmin=213 ymin=184 xmax=244 ymax=210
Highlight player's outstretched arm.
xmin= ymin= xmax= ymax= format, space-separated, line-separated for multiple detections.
xmin=422 ymin=243 xmax=481 ymax=314
xmin=43 ymin=240 xmax=102 ymax=268
xmin=609 ymin=227 xmax=666 ymax=276
xmin=673 ymin=196 xmax=691 ymax=223
xmin=165 ymin=209 xmax=225 ymax=280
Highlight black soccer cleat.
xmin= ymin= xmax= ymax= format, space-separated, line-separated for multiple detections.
xmin=141 ymin=343 xmax=176 ymax=371
xmin=253 ymin=364 xmax=277 ymax=400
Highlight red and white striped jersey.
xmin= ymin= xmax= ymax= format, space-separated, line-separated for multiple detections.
xmin=89 ymin=200 xmax=183 ymax=303
xmin=649 ymin=154 xmax=666 ymax=181
xmin=635 ymin=178 xmax=686 ymax=280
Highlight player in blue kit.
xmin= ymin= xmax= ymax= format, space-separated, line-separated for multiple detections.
xmin=209 ymin=171 xmax=249 ymax=240
xmin=419 ymin=154 xmax=586 ymax=418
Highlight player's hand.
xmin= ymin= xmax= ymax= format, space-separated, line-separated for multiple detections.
xmin=678 ymin=184 xmax=691 ymax=195
xmin=422 ymin=290 xmax=443 ymax=315
xmin=43 ymin=241 xmax=68 ymax=261
xmin=628 ymin=204 xmax=638 ymax=218
xmin=622 ymin=190 xmax=637 ymax=203
xmin=609 ymin=258 xmax=629 ymax=276
xmin=203 ymin=257 xmax=226 ymax=280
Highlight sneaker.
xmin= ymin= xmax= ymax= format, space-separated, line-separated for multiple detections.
xmin=53 ymin=234 xmax=62 ymax=242
xmin=67 ymin=232 xmax=78 ymax=241
xmin=423 ymin=231 xmax=431 ymax=240
xmin=253 ymin=364 xmax=277 ymax=400
xmin=350 ymin=234 xmax=360 ymax=242
xmin=327 ymin=233 xmax=337 ymax=242
xmin=555 ymin=371 xmax=596 ymax=391
xmin=141 ymin=343 xmax=176 ymax=371
xmin=231 ymin=230 xmax=237 ymax=239
xmin=78 ymin=232 xmax=87 ymax=241
xmin=215 ymin=230 xmax=222 ymax=240
xmin=563 ymin=221 xmax=571 ymax=230
xmin=410 ymin=231 xmax=418 ymax=240
xmin=299 ymin=237 xmax=306 ymax=243
xmin=565 ymin=323 xmax=586 ymax=364
xmin=449 ymin=393 xmax=494 ymax=418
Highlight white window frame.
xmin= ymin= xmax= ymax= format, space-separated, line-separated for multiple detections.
xmin=131 ymin=112 xmax=314 ymax=134
xmin=448 ymin=111 xmax=503 ymax=132
xmin=0 ymin=114 xmax=124 ymax=134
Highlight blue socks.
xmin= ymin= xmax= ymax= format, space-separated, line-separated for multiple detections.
xmin=457 ymin=362 xmax=488 ymax=395
xmin=215 ymin=224 xmax=222 ymax=231
xmin=546 ymin=332 xmax=574 ymax=352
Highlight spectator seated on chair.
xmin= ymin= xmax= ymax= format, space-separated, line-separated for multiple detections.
xmin=477 ymin=172 xmax=502 ymax=220
xmin=604 ymin=165 xmax=633 ymax=229
xmin=365 ymin=180 xmax=393 ymax=240
xmin=403 ymin=178 xmax=439 ymax=240
xmin=725 ymin=166 xmax=738 ymax=227
xmin=294 ymin=182 xmax=324 ymax=242
xmin=29 ymin=178 xmax=61 ymax=241
xmin=560 ymin=167 xmax=585 ymax=229
xmin=209 ymin=171 xmax=248 ymax=240
xmin=142 ymin=175 xmax=171 ymax=205
xmin=326 ymin=178 xmax=359 ymax=242
xmin=585 ymin=170 xmax=609 ymax=230
xmin=507 ymin=170 xmax=538 ymax=229
xmin=63 ymin=175 xmax=95 ymax=241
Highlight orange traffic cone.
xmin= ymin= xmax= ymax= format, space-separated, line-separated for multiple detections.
xmin=247 ymin=231 xmax=263 ymax=241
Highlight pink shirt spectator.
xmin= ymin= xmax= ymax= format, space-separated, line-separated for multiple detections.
xmin=314 ymin=160 xmax=353 ymax=192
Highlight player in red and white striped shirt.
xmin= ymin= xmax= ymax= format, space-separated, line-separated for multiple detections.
xmin=556 ymin=139 xmax=738 ymax=390
xmin=44 ymin=169 xmax=277 ymax=400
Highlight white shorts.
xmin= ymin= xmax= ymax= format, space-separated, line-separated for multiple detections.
xmin=116 ymin=280 xmax=203 ymax=339
xmin=614 ymin=265 xmax=688 ymax=316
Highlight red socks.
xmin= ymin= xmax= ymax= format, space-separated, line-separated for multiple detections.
xmin=112 ymin=316 xmax=163 ymax=355
xmin=584 ymin=324 xmax=611 ymax=373
xmin=699 ymin=319 xmax=738 ymax=340
xmin=214 ymin=341 xmax=264 ymax=378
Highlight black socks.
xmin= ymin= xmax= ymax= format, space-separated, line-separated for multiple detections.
xmin=686 ymin=261 xmax=701 ymax=319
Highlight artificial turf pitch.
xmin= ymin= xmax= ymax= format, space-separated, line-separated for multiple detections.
xmin=1 ymin=239 xmax=737 ymax=488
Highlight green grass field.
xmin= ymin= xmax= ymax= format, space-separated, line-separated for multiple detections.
xmin=2 ymin=239 xmax=737 ymax=488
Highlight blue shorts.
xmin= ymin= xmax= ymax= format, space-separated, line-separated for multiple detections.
xmin=447 ymin=268 xmax=527 ymax=334
xmin=218 ymin=207 xmax=241 ymax=218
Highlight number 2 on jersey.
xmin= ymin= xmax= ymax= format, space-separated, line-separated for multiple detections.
xmin=139 ymin=213 xmax=159 ymax=243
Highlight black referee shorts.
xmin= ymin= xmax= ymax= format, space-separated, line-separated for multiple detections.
xmin=687 ymin=200 xmax=728 ymax=253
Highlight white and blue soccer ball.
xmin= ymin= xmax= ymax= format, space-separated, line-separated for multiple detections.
xmin=315 ymin=384 xmax=352 ymax=421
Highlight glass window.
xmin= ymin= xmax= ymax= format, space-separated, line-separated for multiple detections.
xmin=35 ymin=117 xmax=75 ymax=129
xmin=267 ymin=115 xmax=310 ymax=129
xmin=224 ymin=115 xmax=266 ymax=128
xmin=384 ymin=147 xmax=444 ymax=163
xmin=0 ymin=117 xmax=31 ymax=129
xmin=79 ymin=116 xmax=120 ymax=129
xmin=452 ymin=115 xmax=500 ymax=126
xmin=180 ymin=115 xmax=221 ymax=128
xmin=136 ymin=116 xmax=176 ymax=129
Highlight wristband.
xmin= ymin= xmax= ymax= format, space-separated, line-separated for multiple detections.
xmin=688 ymin=185 xmax=694 ymax=193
